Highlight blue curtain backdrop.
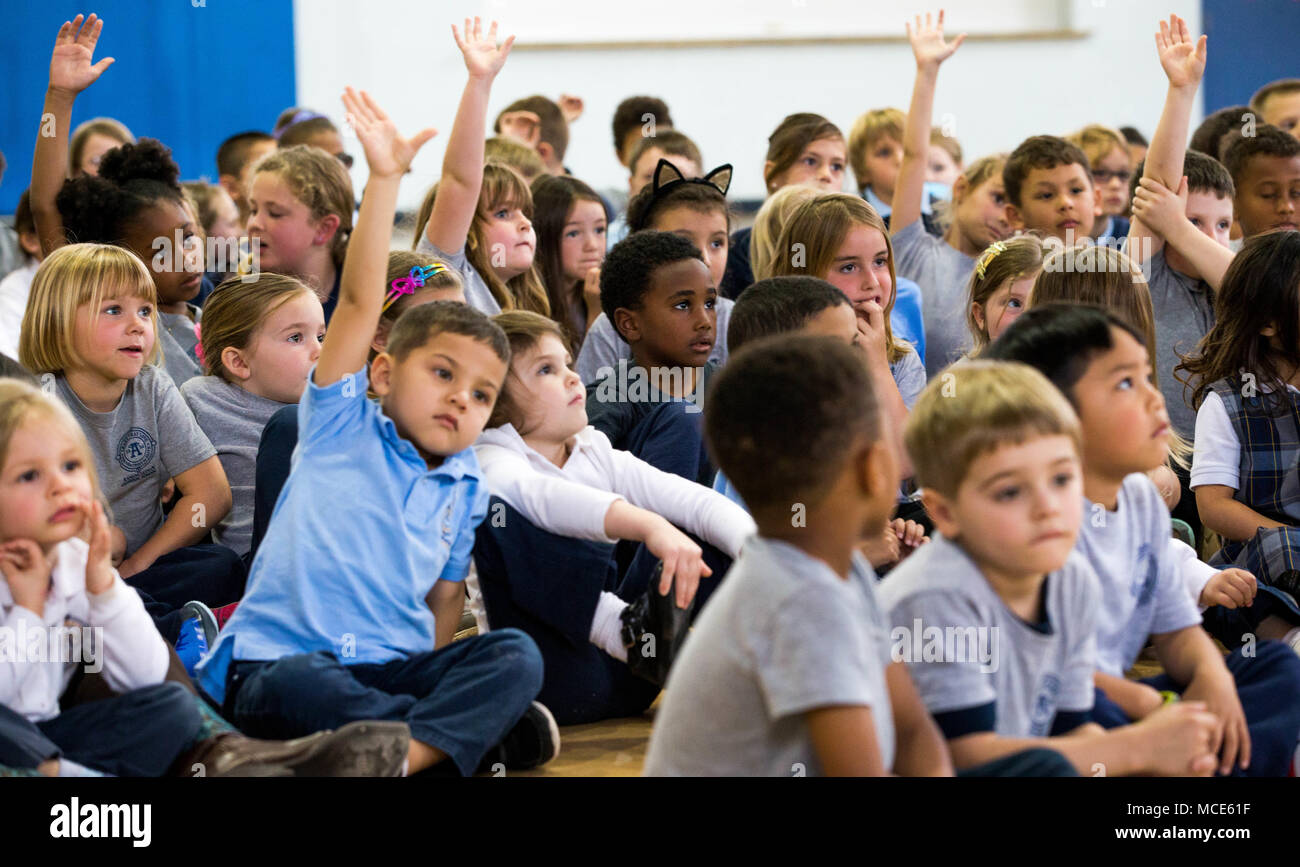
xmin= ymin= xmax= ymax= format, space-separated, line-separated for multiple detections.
xmin=1201 ymin=0 xmax=1300 ymax=114
xmin=0 ymin=0 xmax=295 ymax=213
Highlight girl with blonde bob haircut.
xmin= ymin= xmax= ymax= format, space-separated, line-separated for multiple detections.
xmin=16 ymin=242 xmax=234 ymax=625
xmin=19 ymin=242 xmax=159 ymax=374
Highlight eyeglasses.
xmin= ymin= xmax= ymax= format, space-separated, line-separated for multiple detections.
xmin=337 ymin=152 xmax=354 ymax=170
xmin=1092 ymin=168 xmax=1131 ymax=184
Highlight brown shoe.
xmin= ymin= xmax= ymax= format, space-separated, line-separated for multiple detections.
xmin=179 ymin=721 xmax=410 ymax=777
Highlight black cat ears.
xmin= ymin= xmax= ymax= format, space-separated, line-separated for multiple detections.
xmin=650 ymin=158 xmax=733 ymax=199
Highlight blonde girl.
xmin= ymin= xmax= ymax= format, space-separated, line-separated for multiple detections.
xmin=17 ymin=243 xmax=236 ymax=614
xmin=244 ymin=145 xmax=354 ymax=322
xmin=964 ymin=235 xmax=1047 ymax=355
xmin=179 ymin=274 xmax=326 ymax=556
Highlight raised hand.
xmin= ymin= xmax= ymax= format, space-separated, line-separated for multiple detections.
xmin=1156 ymin=14 xmax=1206 ymax=89
xmin=906 ymin=9 xmax=966 ymax=70
xmin=0 ymin=539 xmax=53 ymax=615
xmin=341 ymin=87 xmax=436 ymax=179
xmin=497 ymin=110 xmax=542 ymax=148
xmin=49 ymin=13 xmax=115 ymax=97
xmin=452 ymin=17 xmax=516 ymax=80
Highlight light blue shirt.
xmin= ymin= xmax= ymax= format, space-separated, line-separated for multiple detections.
xmin=197 ymin=364 xmax=489 ymax=703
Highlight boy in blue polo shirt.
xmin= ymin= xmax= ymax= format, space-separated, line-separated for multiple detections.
xmin=197 ymin=76 xmax=556 ymax=775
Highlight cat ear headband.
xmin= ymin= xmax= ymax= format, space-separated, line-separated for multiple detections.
xmin=650 ymin=159 xmax=733 ymax=201
xmin=384 ymin=263 xmax=449 ymax=312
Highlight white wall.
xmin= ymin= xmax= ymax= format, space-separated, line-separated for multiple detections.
xmin=294 ymin=0 xmax=1201 ymax=209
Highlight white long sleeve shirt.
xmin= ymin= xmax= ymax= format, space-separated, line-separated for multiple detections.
xmin=474 ymin=424 xmax=756 ymax=558
xmin=0 ymin=537 xmax=169 ymax=722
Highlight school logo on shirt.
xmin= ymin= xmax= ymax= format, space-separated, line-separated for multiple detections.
xmin=1028 ymin=673 xmax=1062 ymax=736
xmin=1131 ymin=543 xmax=1158 ymax=608
xmin=116 ymin=427 xmax=157 ymax=473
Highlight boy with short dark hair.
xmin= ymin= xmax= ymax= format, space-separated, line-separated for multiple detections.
xmin=1221 ymin=124 xmax=1300 ymax=238
xmin=1003 ymin=135 xmax=1101 ymax=243
xmin=612 ymin=95 xmax=674 ymax=167
xmin=216 ymin=131 xmax=275 ymax=226
xmin=197 ymin=83 xmax=556 ymax=776
xmin=880 ymin=358 xmax=1219 ymax=775
xmin=986 ymin=303 xmax=1300 ymax=776
xmin=610 ymin=130 xmax=703 ymax=244
xmin=586 ymin=231 xmax=717 ymax=483
xmin=648 ymin=336 xmax=1075 ymax=777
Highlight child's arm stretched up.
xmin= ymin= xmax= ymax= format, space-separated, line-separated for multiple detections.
xmin=890 ymin=10 xmax=965 ymax=236
xmin=422 ymin=18 xmax=516 ymax=255
xmin=1126 ymin=14 xmax=1207 ymax=262
xmin=32 ymin=13 xmax=115 ymax=256
xmin=315 ymin=88 xmax=436 ymax=388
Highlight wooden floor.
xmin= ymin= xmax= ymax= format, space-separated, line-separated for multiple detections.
xmin=511 ymin=709 xmax=655 ymax=777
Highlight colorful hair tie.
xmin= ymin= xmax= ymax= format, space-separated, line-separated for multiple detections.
xmin=193 ymin=323 xmax=205 ymax=367
xmin=975 ymin=241 xmax=1009 ymax=281
xmin=383 ymin=263 xmax=450 ymax=312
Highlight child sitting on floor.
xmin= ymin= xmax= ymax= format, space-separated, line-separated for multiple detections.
xmin=472 ymin=310 xmax=754 ymax=724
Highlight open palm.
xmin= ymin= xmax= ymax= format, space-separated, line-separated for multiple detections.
xmin=1156 ymin=14 xmax=1206 ymax=88
xmin=342 ymin=87 xmax=436 ymax=178
xmin=453 ymin=17 xmax=515 ymax=79
xmin=49 ymin=13 xmax=114 ymax=95
xmin=907 ymin=10 xmax=966 ymax=68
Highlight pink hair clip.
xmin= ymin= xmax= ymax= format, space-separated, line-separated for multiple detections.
xmin=383 ymin=263 xmax=450 ymax=312
xmin=193 ymin=322 xmax=204 ymax=367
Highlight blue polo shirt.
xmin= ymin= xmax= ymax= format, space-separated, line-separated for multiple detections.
xmin=197 ymin=364 xmax=488 ymax=703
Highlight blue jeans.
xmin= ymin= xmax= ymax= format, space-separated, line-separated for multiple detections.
xmin=221 ymin=630 xmax=544 ymax=775
xmin=1092 ymin=640 xmax=1300 ymax=776
xmin=958 ymin=748 xmax=1078 ymax=777
xmin=0 ymin=682 xmax=201 ymax=776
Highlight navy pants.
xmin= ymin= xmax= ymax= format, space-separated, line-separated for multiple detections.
xmin=474 ymin=498 xmax=731 ymax=726
xmin=0 ymin=682 xmax=201 ymax=776
xmin=127 ymin=544 xmax=246 ymax=643
xmin=1092 ymin=640 xmax=1300 ymax=776
xmin=251 ymin=403 xmax=299 ymax=562
xmin=959 ymin=747 xmax=1078 ymax=778
xmin=221 ymin=630 xmax=543 ymax=775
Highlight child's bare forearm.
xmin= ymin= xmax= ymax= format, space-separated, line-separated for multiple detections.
xmin=1196 ymin=489 xmax=1288 ymax=542
xmin=891 ymin=65 xmax=938 ymax=233
xmin=32 ymin=89 xmax=74 ymax=256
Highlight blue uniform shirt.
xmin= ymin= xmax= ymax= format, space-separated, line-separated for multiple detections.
xmin=197 ymin=364 xmax=488 ymax=703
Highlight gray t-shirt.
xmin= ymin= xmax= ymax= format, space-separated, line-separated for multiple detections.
xmin=158 ymin=309 xmax=202 ymax=387
xmin=576 ymin=298 xmax=733 ymax=385
xmin=890 ymin=344 xmax=927 ymax=410
xmin=878 ymin=534 xmax=1100 ymax=738
xmin=414 ymin=235 xmax=502 ymax=316
xmin=892 ymin=219 xmax=976 ymax=379
xmin=644 ymin=536 xmax=895 ymax=776
xmin=180 ymin=375 xmax=289 ymax=555
xmin=56 ymin=365 xmax=216 ymax=556
xmin=1075 ymin=473 xmax=1203 ymax=676
xmin=1139 ymin=248 xmax=1214 ymax=440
